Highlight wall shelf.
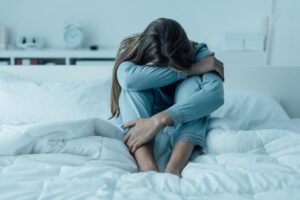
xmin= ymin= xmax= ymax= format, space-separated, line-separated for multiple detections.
xmin=0 ymin=48 xmax=268 ymax=66
xmin=0 ymin=48 xmax=117 ymax=66
xmin=0 ymin=57 xmax=10 ymax=65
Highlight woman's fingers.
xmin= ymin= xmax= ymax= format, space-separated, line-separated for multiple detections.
xmin=127 ymin=134 xmax=143 ymax=153
xmin=123 ymin=133 xmax=131 ymax=143
xmin=219 ymin=64 xmax=224 ymax=78
xmin=127 ymin=136 xmax=137 ymax=150
xmin=216 ymin=58 xmax=223 ymax=66
xmin=129 ymin=136 xmax=142 ymax=153
xmin=131 ymin=141 xmax=142 ymax=154
xmin=214 ymin=67 xmax=224 ymax=81
xmin=122 ymin=120 xmax=136 ymax=129
xmin=219 ymin=61 xmax=225 ymax=81
xmin=214 ymin=59 xmax=224 ymax=81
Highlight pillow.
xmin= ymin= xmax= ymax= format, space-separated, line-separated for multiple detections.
xmin=0 ymin=71 xmax=24 ymax=81
xmin=211 ymin=89 xmax=290 ymax=130
xmin=0 ymin=72 xmax=290 ymax=129
xmin=0 ymin=71 xmax=112 ymax=125
xmin=207 ymin=117 xmax=238 ymax=131
xmin=250 ymin=119 xmax=300 ymax=133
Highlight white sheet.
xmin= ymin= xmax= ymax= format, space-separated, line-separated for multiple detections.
xmin=1 ymin=119 xmax=300 ymax=200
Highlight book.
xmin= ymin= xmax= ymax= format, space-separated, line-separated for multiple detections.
xmin=22 ymin=59 xmax=30 ymax=65
xmin=0 ymin=61 xmax=9 ymax=66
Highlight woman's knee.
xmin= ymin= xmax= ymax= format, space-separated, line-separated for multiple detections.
xmin=174 ymin=76 xmax=202 ymax=103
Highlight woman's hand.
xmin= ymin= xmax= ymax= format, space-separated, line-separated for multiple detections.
xmin=122 ymin=112 xmax=172 ymax=153
xmin=188 ymin=53 xmax=224 ymax=81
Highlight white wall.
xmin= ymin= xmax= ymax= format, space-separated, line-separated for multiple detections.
xmin=0 ymin=0 xmax=269 ymax=49
xmin=270 ymin=0 xmax=300 ymax=66
xmin=0 ymin=0 xmax=299 ymax=65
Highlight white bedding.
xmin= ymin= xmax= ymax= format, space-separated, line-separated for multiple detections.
xmin=1 ymin=71 xmax=300 ymax=199
xmin=0 ymin=118 xmax=300 ymax=200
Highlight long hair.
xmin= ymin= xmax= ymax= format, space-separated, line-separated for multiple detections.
xmin=109 ymin=18 xmax=198 ymax=119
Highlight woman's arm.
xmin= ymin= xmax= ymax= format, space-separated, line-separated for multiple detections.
xmin=122 ymin=72 xmax=224 ymax=153
xmin=189 ymin=43 xmax=224 ymax=81
xmin=117 ymin=43 xmax=212 ymax=91
xmin=163 ymin=72 xmax=224 ymax=126
xmin=193 ymin=43 xmax=212 ymax=63
xmin=117 ymin=61 xmax=188 ymax=91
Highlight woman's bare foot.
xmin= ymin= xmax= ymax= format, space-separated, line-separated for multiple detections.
xmin=164 ymin=141 xmax=195 ymax=177
xmin=133 ymin=141 xmax=158 ymax=172
xmin=164 ymin=166 xmax=181 ymax=177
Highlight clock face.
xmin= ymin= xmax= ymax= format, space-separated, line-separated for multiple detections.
xmin=64 ymin=27 xmax=83 ymax=48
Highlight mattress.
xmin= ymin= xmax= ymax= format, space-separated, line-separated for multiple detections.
xmin=0 ymin=118 xmax=300 ymax=200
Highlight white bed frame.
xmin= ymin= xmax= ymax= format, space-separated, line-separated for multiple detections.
xmin=0 ymin=64 xmax=299 ymax=118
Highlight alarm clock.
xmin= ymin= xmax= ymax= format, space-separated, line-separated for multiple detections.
xmin=63 ymin=22 xmax=83 ymax=48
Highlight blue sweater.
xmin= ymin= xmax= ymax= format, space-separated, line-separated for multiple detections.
xmin=117 ymin=43 xmax=224 ymax=125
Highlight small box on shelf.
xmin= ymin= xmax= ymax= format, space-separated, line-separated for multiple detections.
xmin=71 ymin=58 xmax=115 ymax=66
xmin=0 ymin=58 xmax=10 ymax=66
xmin=15 ymin=58 xmax=66 ymax=65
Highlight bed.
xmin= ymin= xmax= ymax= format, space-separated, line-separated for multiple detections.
xmin=0 ymin=65 xmax=300 ymax=200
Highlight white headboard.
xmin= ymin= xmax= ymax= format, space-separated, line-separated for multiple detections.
xmin=223 ymin=66 xmax=300 ymax=118
xmin=0 ymin=64 xmax=299 ymax=118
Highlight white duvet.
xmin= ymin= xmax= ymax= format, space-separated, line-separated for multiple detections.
xmin=0 ymin=118 xmax=300 ymax=200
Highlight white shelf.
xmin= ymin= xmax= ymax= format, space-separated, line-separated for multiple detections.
xmin=0 ymin=48 xmax=117 ymax=66
xmin=0 ymin=48 xmax=117 ymax=58
xmin=0 ymin=48 xmax=268 ymax=66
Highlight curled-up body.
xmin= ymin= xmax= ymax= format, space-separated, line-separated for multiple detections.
xmin=109 ymin=18 xmax=224 ymax=176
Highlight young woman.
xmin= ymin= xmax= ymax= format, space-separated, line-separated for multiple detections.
xmin=110 ymin=18 xmax=224 ymax=176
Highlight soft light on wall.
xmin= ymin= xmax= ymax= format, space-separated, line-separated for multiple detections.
xmin=0 ymin=0 xmax=299 ymax=65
